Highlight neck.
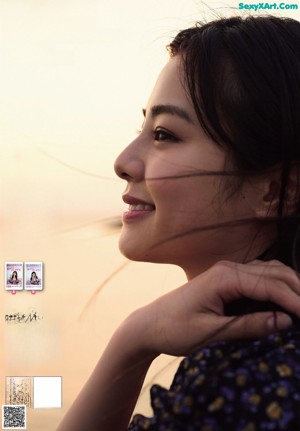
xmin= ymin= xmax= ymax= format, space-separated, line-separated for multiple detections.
xmin=183 ymin=239 xmax=277 ymax=281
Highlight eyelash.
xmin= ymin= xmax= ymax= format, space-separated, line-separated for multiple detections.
xmin=154 ymin=128 xmax=178 ymax=142
xmin=136 ymin=126 xmax=179 ymax=143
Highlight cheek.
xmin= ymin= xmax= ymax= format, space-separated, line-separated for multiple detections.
xmin=150 ymin=176 xmax=223 ymax=229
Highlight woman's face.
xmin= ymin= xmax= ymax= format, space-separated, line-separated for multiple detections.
xmin=114 ymin=56 xmax=273 ymax=279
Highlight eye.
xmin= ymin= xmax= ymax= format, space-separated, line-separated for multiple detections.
xmin=154 ymin=128 xmax=178 ymax=143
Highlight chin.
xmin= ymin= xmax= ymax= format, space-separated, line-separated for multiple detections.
xmin=119 ymin=237 xmax=165 ymax=264
xmin=119 ymin=241 xmax=158 ymax=263
xmin=118 ymin=237 xmax=186 ymax=267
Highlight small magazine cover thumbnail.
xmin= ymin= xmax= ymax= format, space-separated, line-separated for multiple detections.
xmin=5 ymin=262 xmax=23 ymax=291
xmin=25 ymin=262 xmax=43 ymax=291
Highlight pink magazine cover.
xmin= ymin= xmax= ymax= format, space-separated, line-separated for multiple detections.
xmin=5 ymin=262 xmax=23 ymax=292
xmin=24 ymin=263 xmax=43 ymax=292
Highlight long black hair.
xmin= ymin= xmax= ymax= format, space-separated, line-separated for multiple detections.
xmin=167 ymin=16 xmax=300 ymax=270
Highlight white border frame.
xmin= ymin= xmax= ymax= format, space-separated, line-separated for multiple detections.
xmin=5 ymin=262 xmax=24 ymax=291
xmin=24 ymin=262 xmax=43 ymax=291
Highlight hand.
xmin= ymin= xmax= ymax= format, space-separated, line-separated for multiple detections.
xmin=126 ymin=260 xmax=300 ymax=358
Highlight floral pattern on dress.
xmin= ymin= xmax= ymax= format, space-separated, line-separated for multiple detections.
xmin=128 ymin=327 xmax=300 ymax=431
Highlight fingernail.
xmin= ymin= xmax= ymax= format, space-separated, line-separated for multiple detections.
xmin=267 ymin=313 xmax=292 ymax=331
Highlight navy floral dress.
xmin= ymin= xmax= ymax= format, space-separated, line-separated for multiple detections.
xmin=129 ymin=324 xmax=300 ymax=431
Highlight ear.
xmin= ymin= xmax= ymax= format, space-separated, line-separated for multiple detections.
xmin=257 ymin=179 xmax=281 ymax=217
xmin=255 ymin=165 xmax=299 ymax=218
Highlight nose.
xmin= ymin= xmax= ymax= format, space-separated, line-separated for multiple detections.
xmin=114 ymin=138 xmax=145 ymax=182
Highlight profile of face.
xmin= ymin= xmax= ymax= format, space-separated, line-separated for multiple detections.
xmin=114 ymin=56 xmax=275 ymax=279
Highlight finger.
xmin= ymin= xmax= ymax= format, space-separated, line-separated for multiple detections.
xmin=240 ymin=260 xmax=300 ymax=292
xmin=236 ymin=260 xmax=300 ymax=288
xmin=224 ymin=259 xmax=300 ymax=283
xmin=241 ymin=276 xmax=300 ymax=305
xmin=247 ymin=259 xmax=285 ymax=266
xmin=214 ymin=261 xmax=300 ymax=302
xmin=220 ymin=276 xmax=300 ymax=318
xmin=215 ymin=312 xmax=293 ymax=342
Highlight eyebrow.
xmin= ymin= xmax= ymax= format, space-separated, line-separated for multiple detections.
xmin=142 ymin=104 xmax=194 ymax=124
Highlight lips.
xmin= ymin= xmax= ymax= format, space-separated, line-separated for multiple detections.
xmin=122 ymin=194 xmax=155 ymax=222
xmin=122 ymin=194 xmax=155 ymax=209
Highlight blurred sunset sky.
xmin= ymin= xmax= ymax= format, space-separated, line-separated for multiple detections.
xmin=1 ymin=1 xmax=299 ymax=430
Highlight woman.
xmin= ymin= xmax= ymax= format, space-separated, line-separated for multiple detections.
xmin=9 ymin=271 xmax=19 ymax=284
xmin=30 ymin=271 xmax=39 ymax=285
xmin=57 ymin=16 xmax=300 ymax=430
